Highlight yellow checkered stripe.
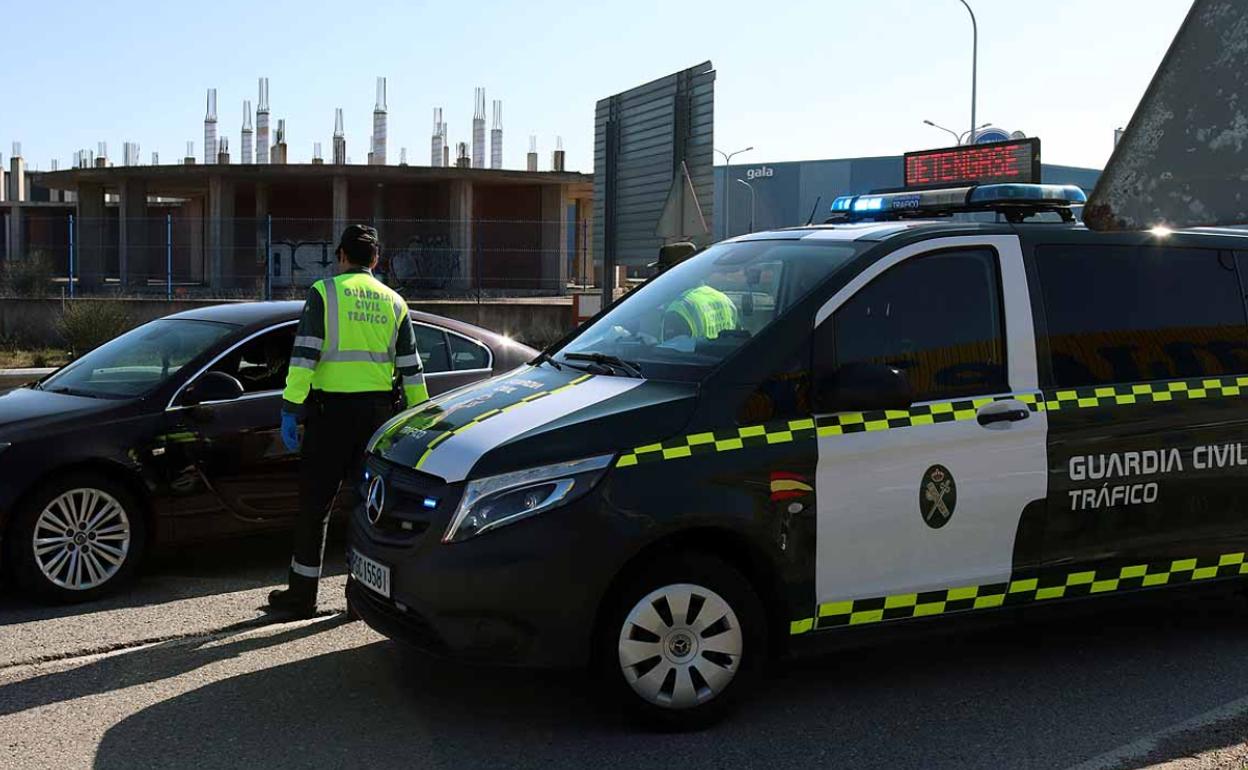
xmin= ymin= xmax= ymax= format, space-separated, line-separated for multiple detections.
xmin=788 ymin=551 xmax=1248 ymax=635
xmin=616 ymin=393 xmax=1043 ymax=468
xmin=616 ymin=375 xmax=1248 ymax=470
xmin=414 ymin=374 xmax=593 ymax=470
xmin=1042 ymin=375 xmax=1248 ymax=411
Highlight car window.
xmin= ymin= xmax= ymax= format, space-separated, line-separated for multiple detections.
xmin=1037 ymin=246 xmax=1248 ymax=388
xmin=39 ymin=319 xmax=236 ymax=399
xmin=414 ymin=323 xmax=451 ymax=373
xmin=208 ymin=325 xmax=295 ymax=394
xmin=832 ymin=249 xmax=1006 ymax=402
xmin=448 ymin=332 xmax=491 ymax=371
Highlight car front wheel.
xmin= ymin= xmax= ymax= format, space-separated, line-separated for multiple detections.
xmin=6 ymin=474 xmax=146 ymax=603
xmin=600 ymin=552 xmax=767 ymax=730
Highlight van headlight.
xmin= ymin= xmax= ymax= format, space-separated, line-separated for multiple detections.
xmin=442 ymin=455 xmax=614 ymax=543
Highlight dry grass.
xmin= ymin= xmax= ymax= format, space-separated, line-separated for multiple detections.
xmin=0 ymin=348 xmax=70 ymax=369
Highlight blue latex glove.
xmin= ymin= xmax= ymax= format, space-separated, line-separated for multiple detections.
xmin=280 ymin=413 xmax=301 ymax=452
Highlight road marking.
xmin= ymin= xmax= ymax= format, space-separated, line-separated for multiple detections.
xmin=1067 ymin=693 xmax=1248 ymax=770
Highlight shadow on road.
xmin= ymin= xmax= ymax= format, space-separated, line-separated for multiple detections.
xmin=0 ymin=530 xmax=347 ymax=626
xmin=0 ymin=614 xmax=353 ymax=718
xmin=67 ymin=591 xmax=1248 ymax=770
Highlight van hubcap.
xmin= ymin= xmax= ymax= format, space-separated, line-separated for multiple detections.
xmin=33 ymin=488 xmax=131 ymax=591
xmin=617 ymin=583 xmax=743 ymax=710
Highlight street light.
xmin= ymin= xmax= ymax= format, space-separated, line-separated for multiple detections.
xmin=715 ymin=146 xmax=754 ymax=240
xmin=923 ymin=119 xmax=991 ymax=145
xmin=736 ymin=178 xmax=756 ymax=233
xmin=957 ymin=0 xmax=978 ymax=144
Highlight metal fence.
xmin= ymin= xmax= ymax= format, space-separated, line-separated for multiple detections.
xmin=7 ymin=216 xmax=594 ymax=301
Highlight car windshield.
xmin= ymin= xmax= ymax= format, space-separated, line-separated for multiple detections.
xmin=39 ymin=319 xmax=238 ymax=399
xmin=556 ymin=239 xmax=867 ymax=381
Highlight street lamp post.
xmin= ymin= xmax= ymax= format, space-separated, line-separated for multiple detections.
xmin=923 ymin=119 xmax=991 ymax=145
xmin=958 ymin=0 xmax=978 ymax=144
xmin=736 ymin=179 xmax=756 ymax=233
xmin=715 ymin=146 xmax=753 ymax=240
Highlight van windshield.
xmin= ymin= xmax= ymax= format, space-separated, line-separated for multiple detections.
xmin=557 ymin=239 xmax=866 ymax=381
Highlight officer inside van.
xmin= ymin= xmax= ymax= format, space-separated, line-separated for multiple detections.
xmin=651 ymin=241 xmax=740 ymax=347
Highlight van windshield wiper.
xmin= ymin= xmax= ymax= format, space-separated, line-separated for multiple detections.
xmin=562 ymin=352 xmax=643 ymax=378
xmin=528 ymin=349 xmax=563 ymax=371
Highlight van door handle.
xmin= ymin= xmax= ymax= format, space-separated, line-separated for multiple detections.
xmin=977 ymin=402 xmax=1031 ymax=426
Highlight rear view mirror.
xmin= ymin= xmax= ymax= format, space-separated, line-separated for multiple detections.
xmin=815 ymin=362 xmax=912 ymax=413
xmin=184 ymin=371 xmax=245 ymax=405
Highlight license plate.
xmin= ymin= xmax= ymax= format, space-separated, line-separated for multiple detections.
xmin=349 ymin=547 xmax=391 ymax=599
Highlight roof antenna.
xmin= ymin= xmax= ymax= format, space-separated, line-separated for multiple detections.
xmin=805 ymin=196 xmax=822 ymax=226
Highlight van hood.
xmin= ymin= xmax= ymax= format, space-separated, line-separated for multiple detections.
xmin=370 ymin=364 xmax=698 ymax=482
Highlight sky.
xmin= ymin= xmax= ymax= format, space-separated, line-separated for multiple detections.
xmin=3 ymin=0 xmax=1192 ymax=173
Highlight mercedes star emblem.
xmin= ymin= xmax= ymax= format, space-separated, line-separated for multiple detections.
xmin=366 ymin=475 xmax=386 ymax=525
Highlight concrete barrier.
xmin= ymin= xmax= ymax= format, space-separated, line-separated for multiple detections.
xmin=0 ymin=296 xmax=575 ymax=350
xmin=0 ymin=368 xmax=55 ymax=393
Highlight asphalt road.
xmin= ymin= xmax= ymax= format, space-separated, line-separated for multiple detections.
xmin=7 ymin=536 xmax=1248 ymax=769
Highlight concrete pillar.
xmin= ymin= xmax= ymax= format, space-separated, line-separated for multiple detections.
xmin=6 ymin=205 xmax=23 ymax=262
xmin=539 ymin=184 xmax=570 ymax=294
xmin=207 ymin=176 xmax=236 ymax=289
xmin=76 ymin=182 xmax=107 ymax=289
xmin=118 ymin=178 xmax=149 ymax=287
xmin=332 ymin=176 xmax=348 ymax=242
xmin=449 ymin=180 xmax=474 ymax=289
xmin=0 ymin=168 xmax=6 ymax=202
xmin=8 ymin=157 xmax=25 ymax=202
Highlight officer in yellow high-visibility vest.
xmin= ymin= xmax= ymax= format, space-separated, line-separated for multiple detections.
xmin=267 ymin=224 xmax=429 ymax=616
xmin=661 ymin=284 xmax=740 ymax=343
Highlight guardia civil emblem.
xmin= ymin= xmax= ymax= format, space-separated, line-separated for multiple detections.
xmin=920 ymin=464 xmax=956 ymax=529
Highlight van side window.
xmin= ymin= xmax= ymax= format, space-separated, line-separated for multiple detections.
xmin=1036 ymin=246 xmax=1248 ymax=388
xmin=832 ymin=249 xmax=1006 ymax=402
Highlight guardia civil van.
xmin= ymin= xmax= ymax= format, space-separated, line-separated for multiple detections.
xmin=347 ymin=182 xmax=1248 ymax=727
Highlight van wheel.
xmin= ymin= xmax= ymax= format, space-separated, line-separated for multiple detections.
xmin=5 ymin=474 xmax=146 ymax=603
xmin=599 ymin=552 xmax=767 ymax=730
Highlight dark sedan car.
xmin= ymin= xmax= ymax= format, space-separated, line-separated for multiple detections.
xmin=0 ymin=301 xmax=536 ymax=602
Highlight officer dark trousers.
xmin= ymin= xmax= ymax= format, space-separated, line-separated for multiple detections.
xmin=286 ymin=390 xmax=395 ymax=603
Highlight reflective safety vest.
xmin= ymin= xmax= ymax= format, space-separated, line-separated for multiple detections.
xmin=664 ymin=285 xmax=740 ymax=341
xmin=282 ymin=269 xmax=428 ymax=412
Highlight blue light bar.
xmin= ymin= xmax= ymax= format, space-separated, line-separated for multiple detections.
xmin=968 ymin=183 xmax=1087 ymax=205
xmin=422 ymin=496 xmax=439 ymax=509
xmin=828 ymin=183 xmax=1086 ymax=220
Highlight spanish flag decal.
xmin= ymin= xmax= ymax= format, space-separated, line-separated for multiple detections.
xmin=770 ymin=471 xmax=813 ymax=502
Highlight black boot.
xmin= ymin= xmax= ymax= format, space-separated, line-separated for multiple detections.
xmin=266 ymin=572 xmax=317 ymax=618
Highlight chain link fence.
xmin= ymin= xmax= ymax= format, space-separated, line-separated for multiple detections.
xmin=6 ymin=216 xmax=594 ymax=301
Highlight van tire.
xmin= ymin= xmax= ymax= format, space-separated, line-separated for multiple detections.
xmin=596 ymin=551 xmax=767 ymax=730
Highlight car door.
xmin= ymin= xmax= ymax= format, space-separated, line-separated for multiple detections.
xmin=164 ymin=323 xmax=302 ymax=525
xmin=811 ymin=235 xmax=1049 ymax=626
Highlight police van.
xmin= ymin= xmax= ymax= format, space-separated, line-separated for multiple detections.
xmin=347 ymin=182 xmax=1248 ymax=727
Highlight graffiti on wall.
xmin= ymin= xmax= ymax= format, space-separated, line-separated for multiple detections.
xmin=269 ymin=235 xmax=463 ymax=290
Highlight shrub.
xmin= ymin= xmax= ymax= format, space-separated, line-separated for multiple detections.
xmin=2 ymin=252 xmax=56 ymax=298
xmin=58 ymin=301 xmax=134 ymax=356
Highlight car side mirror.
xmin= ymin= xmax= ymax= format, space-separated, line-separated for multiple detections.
xmin=184 ymin=371 xmax=245 ymax=405
xmin=815 ymin=362 xmax=912 ymax=413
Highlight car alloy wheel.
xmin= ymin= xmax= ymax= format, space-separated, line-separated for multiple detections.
xmin=32 ymin=487 xmax=132 ymax=591
xmin=617 ymin=582 xmax=744 ymax=710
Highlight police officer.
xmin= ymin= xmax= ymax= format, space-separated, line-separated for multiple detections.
xmin=268 ymin=224 xmax=429 ymax=616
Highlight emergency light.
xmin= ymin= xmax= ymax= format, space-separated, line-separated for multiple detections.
xmin=828 ymin=184 xmax=1087 ymax=222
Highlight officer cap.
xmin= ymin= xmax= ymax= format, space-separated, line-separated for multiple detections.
xmin=338 ymin=224 xmax=379 ymax=252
